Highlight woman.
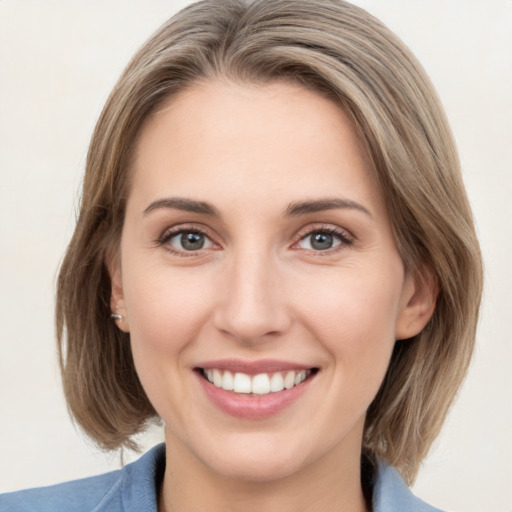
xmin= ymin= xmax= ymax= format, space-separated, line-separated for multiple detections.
xmin=0 ymin=0 xmax=482 ymax=511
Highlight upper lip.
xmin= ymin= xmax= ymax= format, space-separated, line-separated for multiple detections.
xmin=195 ymin=359 xmax=316 ymax=375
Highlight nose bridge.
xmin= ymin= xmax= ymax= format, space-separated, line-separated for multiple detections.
xmin=214 ymin=244 xmax=290 ymax=342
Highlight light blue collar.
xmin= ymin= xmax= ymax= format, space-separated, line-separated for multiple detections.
xmin=373 ymin=462 xmax=445 ymax=512
xmin=0 ymin=444 xmax=445 ymax=512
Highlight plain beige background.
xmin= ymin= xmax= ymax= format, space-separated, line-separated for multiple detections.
xmin=1 ymin=1 xmax=511 ymax=511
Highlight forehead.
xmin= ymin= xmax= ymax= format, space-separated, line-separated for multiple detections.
xmin=129 ymin=79 xmax=384 ymax=217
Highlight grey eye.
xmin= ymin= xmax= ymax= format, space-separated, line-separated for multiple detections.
xmin=298 ymin=231 xmax=342 ymax=251
xmin=169 ymin=231 xmax=211 ymax=251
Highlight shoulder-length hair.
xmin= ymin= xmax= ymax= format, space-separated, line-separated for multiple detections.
xmin=56 ymin=0 xmax=482 ymax=484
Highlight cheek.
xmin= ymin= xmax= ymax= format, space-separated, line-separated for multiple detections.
xmin=297 ymin=265 xmax=402 ymax=340
xmin=124 ymin=261 xmax=211 ymax=347
xmin=294 ymin=265 xmax=402 ymax=395
xmin=121 ymin=260 xmax=216 ymax=404
xmin=121 ymin=263 xmax=217 ymax=422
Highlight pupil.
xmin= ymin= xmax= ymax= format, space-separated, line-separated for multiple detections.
xmin=311 ymin=232 xmax=333 ymax=250
xmin=181 ymin=232 xmax=204 ymax=250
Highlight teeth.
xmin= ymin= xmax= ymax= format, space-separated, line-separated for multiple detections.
xmin=295 ymin=370 xmax=307 ymax=385
xmin=233 ymin=373 xmax=252 ymax=393
xmin=222 ymin=370 xmax=234 ymax=391
xmin=203 ymin=368 xmax=312 ymax=395
xmin=270 ymin=372 xmax=284 ymax=392
xmin=213 ymin=369 xmax=223 ymax=387
xmin=251 ymin=373 xmax=270 ymax=394
xmin=284 ymin=371 xmax=295 ymax=389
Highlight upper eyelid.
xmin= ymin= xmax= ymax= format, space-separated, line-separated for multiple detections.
xmin=294 ymin=223 xmax=354 ymax=241
xmin=158 ymin=223 xmax=214 ymax=242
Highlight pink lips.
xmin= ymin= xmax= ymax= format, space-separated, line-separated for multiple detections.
xmin=195 ymin=359 xmax=317 ymax=420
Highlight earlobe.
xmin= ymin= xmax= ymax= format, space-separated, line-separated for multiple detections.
xmin=106 ymin=255 xmax=130 ymax=333
xmin=395 ymin=267 xmax=438 ymax=341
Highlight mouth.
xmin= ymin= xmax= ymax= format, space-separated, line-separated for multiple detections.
xmin=195 ymin=367 xmax=319 ymax=396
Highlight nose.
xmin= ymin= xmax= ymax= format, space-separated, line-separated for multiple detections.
xmin=213 ymin=248 xmax=292 ymax=345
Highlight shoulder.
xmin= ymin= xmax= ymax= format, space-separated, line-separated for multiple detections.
xmin=373 ymin=463 xmax=446 ymax=512
xmin=0 ymin=471 xmax=123 ymax=512
xmin=0 ymin=444 xmax=165 ymax=512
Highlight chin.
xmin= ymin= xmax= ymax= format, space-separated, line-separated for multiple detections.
xmin=196 ymin=429 xmax=328 ymax=483
xmin=206 ymin=452 xmax=307 ymax=483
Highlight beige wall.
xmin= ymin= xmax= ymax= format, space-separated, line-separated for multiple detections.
xmin=1 ymin=1 xmax=511 ymax=511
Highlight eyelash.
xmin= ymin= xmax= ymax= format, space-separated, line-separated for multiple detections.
xmin=293 ymin=225 xmax=354 ymax=253
xmin=158 ymin=225 xmax=214 ymax=257
xmin=157 ymin=224 xmax=354 ymax=257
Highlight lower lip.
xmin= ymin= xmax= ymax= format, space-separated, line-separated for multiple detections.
xmin=196 ymin=372 xmax=315 ymax=420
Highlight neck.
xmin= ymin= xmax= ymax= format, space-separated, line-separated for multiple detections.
xmin=159 ymin=430 xmax=369 ymax=512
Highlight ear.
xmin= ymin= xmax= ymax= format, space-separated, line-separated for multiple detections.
xmin=395 ymin=267 xmax=438 ymax=341
xmin=106 ymin=253 xmax=130 ymax=333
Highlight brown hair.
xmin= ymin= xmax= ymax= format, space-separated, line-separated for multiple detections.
xmin=56 ymin=0 xmax=483 ymax=483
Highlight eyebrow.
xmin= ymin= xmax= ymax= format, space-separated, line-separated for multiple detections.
xmin=143 ymin=198 xmax=221 ymax=217
xmin=285 ymin=198 xmax=372 ymax=218
xmin=142 ymin=196 xmax=371 ymax=218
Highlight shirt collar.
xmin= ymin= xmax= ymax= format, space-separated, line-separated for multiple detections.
xmin=121 ymin=444 xmax=444 ymax=512
xmin=373 ymin=462 xmax=444 ymax=512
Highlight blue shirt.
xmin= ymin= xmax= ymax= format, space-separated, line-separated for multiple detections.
xmin=0 ymin=444 xmax=444 ymax=511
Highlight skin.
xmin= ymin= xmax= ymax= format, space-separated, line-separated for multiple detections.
xmin=109 ymin=80 xmax=435 ymax=512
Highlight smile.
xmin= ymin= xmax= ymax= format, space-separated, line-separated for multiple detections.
xmin=200 ymin=368 xmax=314 ymax=395
xmin=195 ymin=360 xmax=319 ymax=419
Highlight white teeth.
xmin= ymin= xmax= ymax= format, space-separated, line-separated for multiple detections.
xmin=284 ymin=371 xmax=295 ymax=389
xmin=233 ymin=372 xmax=252 ymax=393
xmin=213 ymin=369 xmax=223 ymax=387
xmin=222 ymin=370 xmax=234 ymax=391
xmin=295 ymin=370 xmax=307 ymax=385
xmin=270 ymin=372 xmax=284 ymax=392
xmin=251 ymin=373 xmax=270 ymax=394
xmin=204 ymin=368 xmax=313 ymax=395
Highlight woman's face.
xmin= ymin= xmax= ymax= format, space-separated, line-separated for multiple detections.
xmin=111 ymin=80 xmax=429 ymax=482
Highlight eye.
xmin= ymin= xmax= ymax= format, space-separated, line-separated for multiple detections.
xmin=162 ymin=229 xmax=215 ymax=253
xmin=297 ymin=228 xmax=350 ymax=251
